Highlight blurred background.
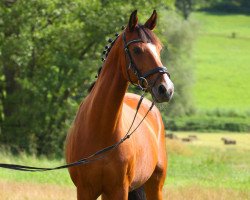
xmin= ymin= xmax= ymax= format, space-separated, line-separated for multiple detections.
xmin=0 ymin=0 xmax=249 ymax=199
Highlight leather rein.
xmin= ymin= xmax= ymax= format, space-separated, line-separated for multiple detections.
xmin=0 ymin=30 xmax=169 ymax=172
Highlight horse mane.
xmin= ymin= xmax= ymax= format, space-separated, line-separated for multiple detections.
xmin=88 ymin=81 xmax=96 ymax=93
xmin=87 ymin=25 xmax=161 ymax=93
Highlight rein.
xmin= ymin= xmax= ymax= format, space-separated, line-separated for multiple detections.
xmin=0 ymin=93 xmax=154 ymax=172
xmin=0 ymin=28 xmax=167 ymax=172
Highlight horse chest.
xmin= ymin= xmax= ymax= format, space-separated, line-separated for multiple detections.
xmin=102 ymin=134 xmax=158 ymax=188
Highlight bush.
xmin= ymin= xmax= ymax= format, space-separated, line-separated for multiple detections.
xmin=157 ymin=11 xmax=198 ymax=117
xmin=199 ymin=0 xmax=250 ymax=13
xmin=164 ymin=115 xmax=250 ymax=132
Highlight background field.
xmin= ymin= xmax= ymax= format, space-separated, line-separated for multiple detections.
xmin=0 ymin=132 xmax=249 ymax=200
xmin=192 ymin=12 xmax=250 ymax=112
xmin=164 ymin=11 xmax=250 ymax=132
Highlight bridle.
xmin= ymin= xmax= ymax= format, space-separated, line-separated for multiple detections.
xmin=122 ymin=31 xmax=170 ymax=90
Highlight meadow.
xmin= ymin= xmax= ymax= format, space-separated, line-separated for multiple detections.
xmin=0 ymin=132 xmax=249 ymax=200
xmin=191 ymin=12 xmax=250 ymax=112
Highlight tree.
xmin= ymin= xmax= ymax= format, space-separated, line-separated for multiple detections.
xmin=0 ymin=0 xmax=173 ymax=156
xmin=175 ymin=0 xmax=195 ymax=19
xmin=157 ymin=11 xmax=197 ymax=119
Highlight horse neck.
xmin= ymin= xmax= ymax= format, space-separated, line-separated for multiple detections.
xmin=80 ymin=38 xmax=128 ymax=135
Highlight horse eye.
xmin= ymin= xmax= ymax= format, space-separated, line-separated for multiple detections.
xmin=133 ymin=47 xmax=142 ymax=55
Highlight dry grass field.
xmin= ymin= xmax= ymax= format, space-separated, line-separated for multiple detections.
xmin=1 ymin=181 xmax=249 ymax=200
xmin=164 ymin=132 xmax=250 ymax=200
xmin=164 ymin=186 xmax=250 ymax=200
xmin=0 ymin=181 xmax=76 ymax=200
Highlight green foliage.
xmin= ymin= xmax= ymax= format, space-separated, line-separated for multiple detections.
xmin=175 ymin=0 xmax=195 ymax=19
xmin=0 ymin=0 xmax=99 ymax=156
xmin=0 ymin=1 xmax=174 ymax=156
xmin=165 ymin=115 xmax=250 ymax=132
xmin=158 ymin=11 xmax=197 ymax=117
xmin=200 ymin=0 xmax=250 ymax=13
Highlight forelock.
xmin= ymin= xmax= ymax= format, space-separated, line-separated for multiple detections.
xmin=136 ymin=25 xmax=162 ymax=49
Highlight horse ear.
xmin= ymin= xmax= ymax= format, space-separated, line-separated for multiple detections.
xmin=144 ymin=10 xmax=157 ymax=30
xmin=128 ymin=10 xmax=138 ymax=32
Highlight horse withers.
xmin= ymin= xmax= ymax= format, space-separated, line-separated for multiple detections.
xmin=66 ymin=10 xmax=174 ymax=200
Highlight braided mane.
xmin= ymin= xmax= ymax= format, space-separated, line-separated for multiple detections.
xmin=88 ymin=25 xmax=161 ymax=93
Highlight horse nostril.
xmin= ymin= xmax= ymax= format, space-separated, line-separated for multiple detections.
xmin=168 ymin=89 xmax=173 ymax=97
xmin=158 ymin=84 xmax=166 ymax=95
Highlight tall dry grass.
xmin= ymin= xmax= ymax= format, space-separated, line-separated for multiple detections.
xmin=1 ymin=180 xmax=249 ymax=200
xmin=164 ymin=186 xmax=250 ymax=200
xmin=0 ymin=181 xmax=76 ymax=200
xmin=166 ymin=138 xmax=192 ymax=155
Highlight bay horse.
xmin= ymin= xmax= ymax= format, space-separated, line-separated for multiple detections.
xmin=66 ymin=10 xmax=174 ymax=200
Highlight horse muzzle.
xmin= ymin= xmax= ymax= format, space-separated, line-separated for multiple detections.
xmin=151 ymin=75 xmax=174 ymax=103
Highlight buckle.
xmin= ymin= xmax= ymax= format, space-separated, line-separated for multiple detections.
xmin=138 ymin=77 xmax=148 ymax=90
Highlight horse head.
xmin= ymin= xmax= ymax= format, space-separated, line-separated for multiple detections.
xmin=121 ymin=10 xmax=174 ymax=103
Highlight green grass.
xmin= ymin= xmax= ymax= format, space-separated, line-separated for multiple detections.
xmin=190 ymin=12 xmax=250 ymax=112
xmin=0 ymin=152 xmax=73 ymax=186
xmin=0 ymin=133 xmax=249 ymax=193
xmin=166 ymin=132 xmax=250 ymax=191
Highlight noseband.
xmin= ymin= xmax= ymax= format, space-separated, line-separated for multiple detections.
xmin=122 ymin=31 xmax=170 ymax=90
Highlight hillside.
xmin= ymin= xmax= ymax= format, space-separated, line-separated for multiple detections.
xmin=191 ymin=12 xmax=250 ymax=113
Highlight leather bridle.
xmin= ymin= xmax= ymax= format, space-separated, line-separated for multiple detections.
xmin=122 ymin=31 xmax=170 ymax=90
